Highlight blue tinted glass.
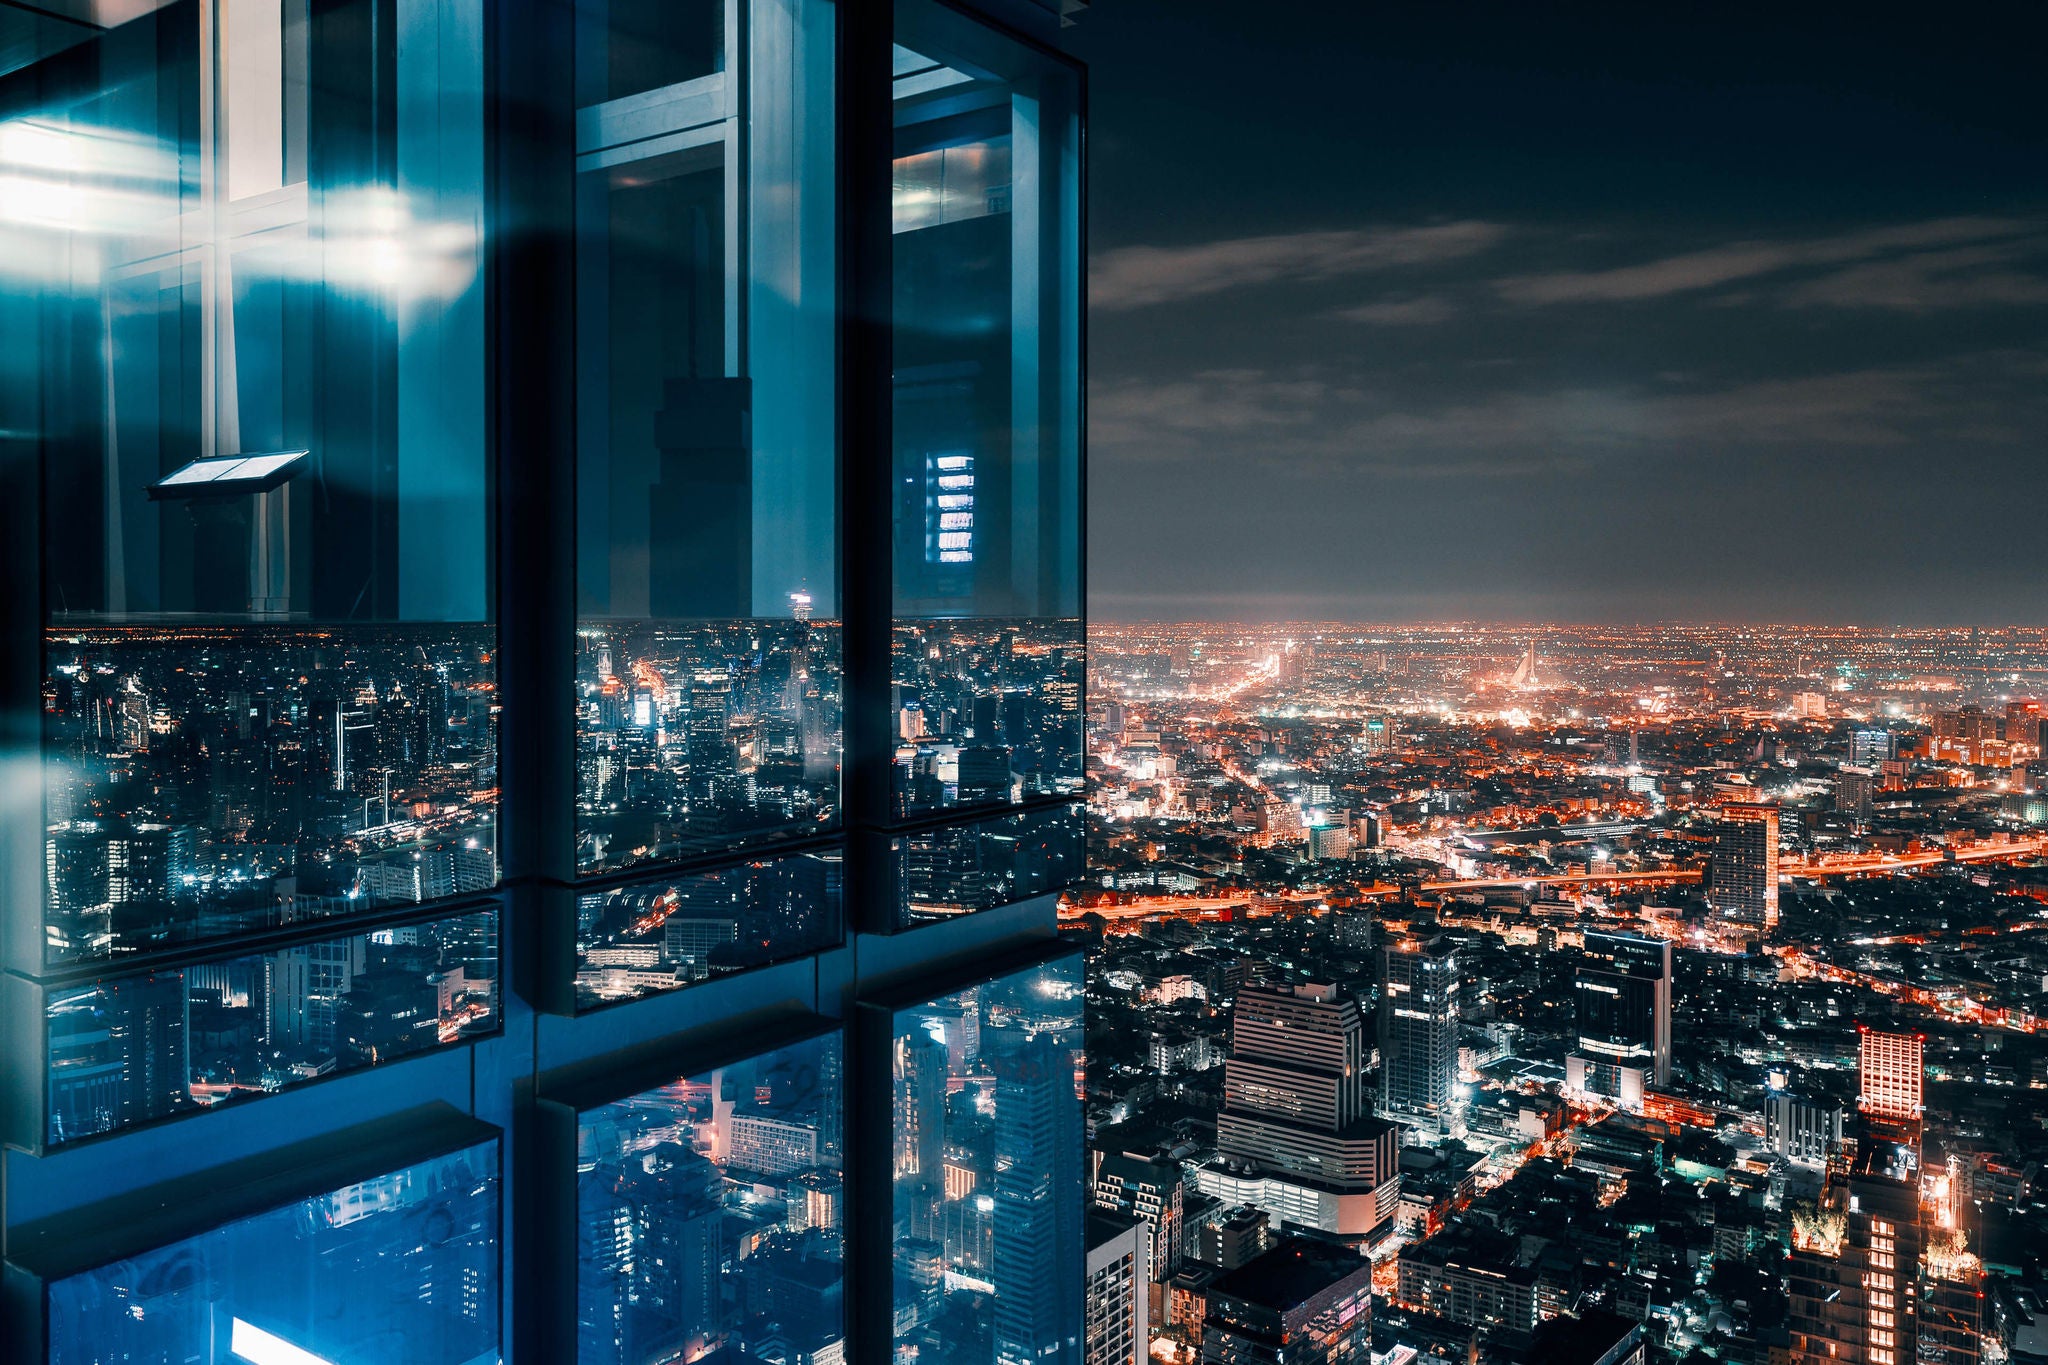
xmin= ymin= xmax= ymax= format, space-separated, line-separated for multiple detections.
xmin=46 ymin=1140 xmax=501 ymax=1364
xmin=574 ymin=850 xmax=841 ymax=1009
xmin=577 ymin=1031 xmax=844 ymax=1363
xmin=45 ymin=909 xmax=499 ymax=1146
xmin=889 ymin=955 xmax=1084 ymax=1364
xmin=9 ymin=0 xmax=496 ymax=968
xmin=890 ymin=3 xmax=1082 ymax=819
xmin=574 ymin=0 xmax=840 ymax=875
xmin=894 ymin=802 xmax=1085 ymax=930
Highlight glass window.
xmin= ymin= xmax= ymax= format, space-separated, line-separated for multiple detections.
xmin=891 ymin=801 xmax=1085 ymax=931
xmin=7 ymin=0 xmax=494 ymax=968
xmin=886 ymin=952 xmax=1083 ymax=1364
xmin=574 ymin=848 xmax=841 ymax=1010
xmin=574 ymin=0 xmax=840 ymax=875
xmin=890 ymin=2 xmax=1082 ymax=820
xmin=44 ymin=1139 xmax=501 ymax=1364
xmin=576 ymin=1029 xmax=844 ymax=1363
xmin=43 ymin=907 xmax=499 ymax=1146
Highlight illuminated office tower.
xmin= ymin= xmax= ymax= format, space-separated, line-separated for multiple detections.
xmin=1850 ymin=728 xmax=1898 ymax=767
xmin=1565 ymin=931 xmax=1672 ymax=1112
xmin=1380 ymin=939 xmax=1463 ymax=1135
xmin=1211 ymin=984 xmax=1400 ymax=1237
xmin=1709 ymin=804 xmax=1781 ymax=930
xmin=1787 ymin=1141 xmax=1923 ymax=1365
xmin=1858 ymin=1025 xmax=1926 ymax=1145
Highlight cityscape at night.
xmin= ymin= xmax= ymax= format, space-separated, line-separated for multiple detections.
xmin=4 ymin=0 xmax=2045 ymax=1361
xmin=1071 ymin=620 xmax=2048 ymax=1362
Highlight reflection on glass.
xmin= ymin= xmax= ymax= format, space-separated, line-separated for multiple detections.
xmin=889 ymin=955 xmax=1083 ymax=1365
xmin=574 ymin=851 xmax=841 ymax=1009
xmin=575 ymin=623 xmax=841 ymax=872
xmin=894 ymin=803 xmax=1085 ymax=930
xmin=43 ymin=626 xmax=498 ymax=965
xmin=891 ymin=618 xmax=1083 ymax=817
xmin=3 ymin=0 xmax=494 ymax=967
xmin=45 ymin=1139 xmax=501 ymax=1364
xmin=891 ymin=3 xmax=1080 ymax=819
xmin=574 ymin=0 xmax=839 ymax=873
xmin=577 ymin=1031 xmax=843 ymax=1364
xmin=45 ymin=909 xmax=499 ymax=1146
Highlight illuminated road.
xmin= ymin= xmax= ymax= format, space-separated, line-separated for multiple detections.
xmin=1063 ymin=837 xmax=2048 ymax=920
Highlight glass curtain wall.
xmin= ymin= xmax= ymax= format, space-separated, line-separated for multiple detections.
xmin=572 ymin=0 xmax=841 ymax=876
xmin=572 ymin=1029 xmax=844 ymax=1363
xmin=881 ymin=951 xmax=1084 ymax=1364
xmin=889 ymin=0 xmax=1082 ymax=822
xmin=43 ymin=1138 xmax=501 ymax=1364
xmin=5 ymin=0 xmax=494 ymax=968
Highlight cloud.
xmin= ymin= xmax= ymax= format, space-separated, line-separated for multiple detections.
xmin=1090 ymin=222 xmax=1507 ymax=311
xmin=1332 ymin=295 xmax=1460 ymax=326
xmin=1091 ymin=351 xmax=2045 ymax=473
xmin=1495 ymin=216 xmax=2044 ymax=308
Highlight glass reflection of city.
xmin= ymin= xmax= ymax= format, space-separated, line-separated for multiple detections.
xmin=574 ymin=856 xmax=840 ymax=1009
xmin=890 ymin=620 xmax=1085 ymax=819
xmin=889 ymin=956 xmax=1083 ymax=1365
xmin=575 ymin=622 xmax=841 ymax=873
xmin=47 ymin=1141 xmax=501 ymax=1365
xmin=577 ymin=1034 xmax=843 ymax=1365
xmin=45 ymin=626 xmax=499 ymax=965
xmin=47 ymin=910 xmax=499 ymax=1145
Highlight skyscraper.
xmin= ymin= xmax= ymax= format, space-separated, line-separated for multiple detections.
xmin=1709 ymin=804 xmax=1781 ymax=930
xmin=0 ymin=2 xmax=1090 ymax=1362
xmin=1858 ymin=1025 xmax=1926 ymax=1143
xmin=1566 ymin=931 xmax=1672 ymax=1112
xmin=1209 ymin=983 xmax=1400 ymax=1238
xmin=1379 ymin=939 xmax=1463 ymax=1135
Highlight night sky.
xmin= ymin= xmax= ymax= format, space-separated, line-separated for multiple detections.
xmin=1072 ymin=4 xmax=2048 ymax=624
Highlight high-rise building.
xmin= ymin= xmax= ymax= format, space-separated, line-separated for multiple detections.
xmin=1093 ymin=1151 xmax=1186 ymax=1284
xmin=1709 ymin=804 xmax=1781 ymax=930
xmin=1380 ymin=938 xmax=1463 ymax=1134
xmin=1766 ymin=1093 xmax=1847 ymax=1168
xmin=0 ymin=2 xmax=1090 ymax=1362
xmin=1208 ymin=983 xmax=1400 ymax=1238
xmin=1086 ymin=1214 xmax=1149 ymax=1365
xmin=1858 ymin=1025 xmax=1926 ymax=1146
xmin=1566 ymin=931 xmax=1672 ymax=1111
xmin=1202 ymin=1236 xmax=1374 ymax=1365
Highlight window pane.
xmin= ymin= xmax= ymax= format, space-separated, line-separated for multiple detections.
xmin=45 ymin=908 xmax=499 ymax=1146
xmin=9 ymin=0 xmax=494 ymax=968
xmin=890 ymin=2 xmax=1081 ymax=820
xmin=575 ymin=0 xmax=840 ymax=875
xmin=893 ymin=802 xmax=1085 ymax=931
xmin=45 ymin=1140 xmax=501 ymax=1364
xmin=574 ymin=849 xmax=841 ymax=1010
xmin=577 ymin=1030 xmax=844 ymax=1363
xmin=889 ymin=954 xmax=1084 ymax=1364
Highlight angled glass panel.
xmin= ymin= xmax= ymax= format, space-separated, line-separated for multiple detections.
xmin=891 ymin=801 xmax=1085 ymax=931
xmin=45 ymin=907 xmax=499 ymax=1146
xmin=576 ymin=1030 xmax=844 ymax=1364
xmin=574 ymin=848 xmax=841 ymax=1010
xmin=44 ymin=1139 xmax=501 ymax=1364
xmin=9 ymin=0 xmax=495 ymax=968
xmin=887 ymin=953 xmax=1084 ymax=1365
xmin=890 ymin=1 xmax=1082 ymax=821
xmin=574 ymin=0 xmax=840 ymax=876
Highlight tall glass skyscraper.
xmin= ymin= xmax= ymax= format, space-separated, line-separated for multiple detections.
xmin=0 ymin=1 xmax=1087 ymax=1359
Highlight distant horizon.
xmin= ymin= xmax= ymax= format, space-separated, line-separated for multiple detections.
xmin=1085 ymin=613 xmax=2048 ymax=631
